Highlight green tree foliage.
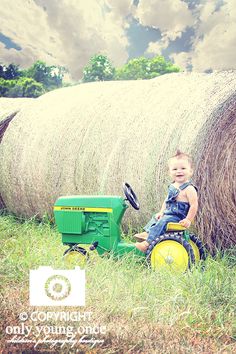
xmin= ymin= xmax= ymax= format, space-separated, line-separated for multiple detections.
xmin=115 ymin=56 xmax=180 ymax=80
xmin=0 ymin=77 xmax=45 ymax=98
xmin=18 ymin=77 xmax=45 ymax=97
xmin=0 ymin=60 xmax=65 ymax=98
xmin=82 ymin=54 xmax=115 ymax=82
xmin=0 ymin=55 xmax=180 ymax=97
xmin=25 ymin=60 xmax=65 ymax=90
xmin=0 ymin=63 xmax=22 ymax=80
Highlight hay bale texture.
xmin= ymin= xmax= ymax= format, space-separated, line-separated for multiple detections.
xmin=0 ymin=97 xmax=33 ymax=120
xmin=0 ymin=98 xmax=34 ymax=142
xmin=0 ymin=98 xmax=33 ymax=208
xmin=0 ymin=72 xmax=235 ymax=250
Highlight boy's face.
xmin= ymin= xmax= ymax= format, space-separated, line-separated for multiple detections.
xmin=169 ymin=158 xmax=193 ymax=184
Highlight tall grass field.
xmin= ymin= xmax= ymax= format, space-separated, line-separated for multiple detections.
xmin=0 ymin=214 xmax=235 ymax=353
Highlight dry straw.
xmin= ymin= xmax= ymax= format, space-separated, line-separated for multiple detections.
xmin=0 ymin=98 xmax=33 ymax=208
xmin=0 ymin=97 xmax=33 ymax=120
xmin=0 ymin=72 xmax=235 ymax=250
xmin=0 ymin=98 xmax=33 ymax=142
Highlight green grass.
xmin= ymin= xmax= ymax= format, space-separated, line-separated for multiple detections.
xmin=0 ymin=214 xmax=235 ymax=353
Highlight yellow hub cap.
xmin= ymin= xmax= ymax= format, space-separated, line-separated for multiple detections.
xmin=63 ymin=250 xmax=87 ymax=268
xmin=150 ymin=240 xmax=189 ymax=272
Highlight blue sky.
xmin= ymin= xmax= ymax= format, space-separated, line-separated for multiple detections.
xmin=0 ymin=33 xmax=22 ymax=51
xmin=0 ymin=0 xmax=235 ymax=80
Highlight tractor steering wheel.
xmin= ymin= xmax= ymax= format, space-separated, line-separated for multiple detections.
xmin=123 ymin=182 xmax=140 ymax=210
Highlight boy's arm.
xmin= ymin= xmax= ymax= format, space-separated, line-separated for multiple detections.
xmin=155 ymin=198 xmax=167 ymax=219
xmin=160 ymin=198 xmax=167 ymax=214
xmin=179 ymin=186 xmax=198 ymax=227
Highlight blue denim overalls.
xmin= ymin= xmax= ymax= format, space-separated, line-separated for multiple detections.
xmin=144 ymin=182 xmax=196 ymax=244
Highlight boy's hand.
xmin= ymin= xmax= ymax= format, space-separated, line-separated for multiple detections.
xmin=155 ymin=212 xmax=163 ymax=220
xmin=179 ymin=218 xmax=191 ymax=228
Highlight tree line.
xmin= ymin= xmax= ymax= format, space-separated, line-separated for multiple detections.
xmin=0 ymin=55 xmax=180 ymax=98
xmin=0 ymin=61 xmax=65 ymax=98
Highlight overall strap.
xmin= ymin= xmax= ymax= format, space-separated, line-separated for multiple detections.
xmin=179 ymin=181 xmax=198 ymax=192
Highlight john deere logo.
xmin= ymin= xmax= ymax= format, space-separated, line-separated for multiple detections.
xmin=54 ymin=206 xmax=112 ymax=213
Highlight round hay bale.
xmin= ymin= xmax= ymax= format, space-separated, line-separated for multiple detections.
xmin=0 ymin=72 xmax=235 ymax=250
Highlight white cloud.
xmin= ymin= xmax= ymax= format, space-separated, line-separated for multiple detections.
xmin=134 ymin=0 xmax=194 ymax=41
xmin=0 ymin=43 xmax=36 ymax=68
xmin=145 ymin=28 xmax=183 ymax=56
xmin=189 ymin=0 xmax=236 ymax=71
xmin=146 ymin=37 xmax=169 ymax=55
xmin=169 ymin=0 xmax=236 ymax=72
xmin=104 ymin=0 xmax=134 ymax=18
xmin=0 ymin=0 xmax=131 ymax=79
xmin=169 ymin=51 xmax=191 ymax=71
xmin=0 ymin=0 xmax=62 ymax=65
xmin=1 ymin=0 xmax=236 ymax=76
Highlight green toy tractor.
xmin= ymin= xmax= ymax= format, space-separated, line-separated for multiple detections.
xmin=54 ymin=183 xmax=205 ymax=271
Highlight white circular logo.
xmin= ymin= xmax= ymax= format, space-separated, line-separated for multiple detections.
xmin=44 ymin=275 xmax=71 ymax=301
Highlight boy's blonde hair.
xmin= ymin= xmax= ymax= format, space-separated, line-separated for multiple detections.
xmin=169 ymin=149 xmax=193 ymax=167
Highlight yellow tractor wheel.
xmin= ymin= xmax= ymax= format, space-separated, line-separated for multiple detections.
xmin=146 ymin=233 xmax=195 ymax=272
xmin=63 ymin=246 xmax=88 ymax=268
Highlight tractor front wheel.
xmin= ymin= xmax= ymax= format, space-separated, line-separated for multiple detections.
xmin=63 ymin=245 xmax=89 ymax=268
xmin=146 ymin=233 xmax=195 ymax=272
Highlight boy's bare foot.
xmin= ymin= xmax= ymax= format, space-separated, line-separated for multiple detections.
xmin=133 ymin=231 xmax=148 ymax=242
xmin=135 ymin=241 xmax=149 ymax=253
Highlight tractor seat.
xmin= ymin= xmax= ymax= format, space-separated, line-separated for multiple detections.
xmin=166 ymin=222 xmax=186 ymax=232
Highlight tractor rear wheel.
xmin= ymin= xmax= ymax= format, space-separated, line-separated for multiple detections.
xmin=189 ymin=234 xmax=206 ymax=262
xmin=146 ymin=233 xmax=195 ymax=272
